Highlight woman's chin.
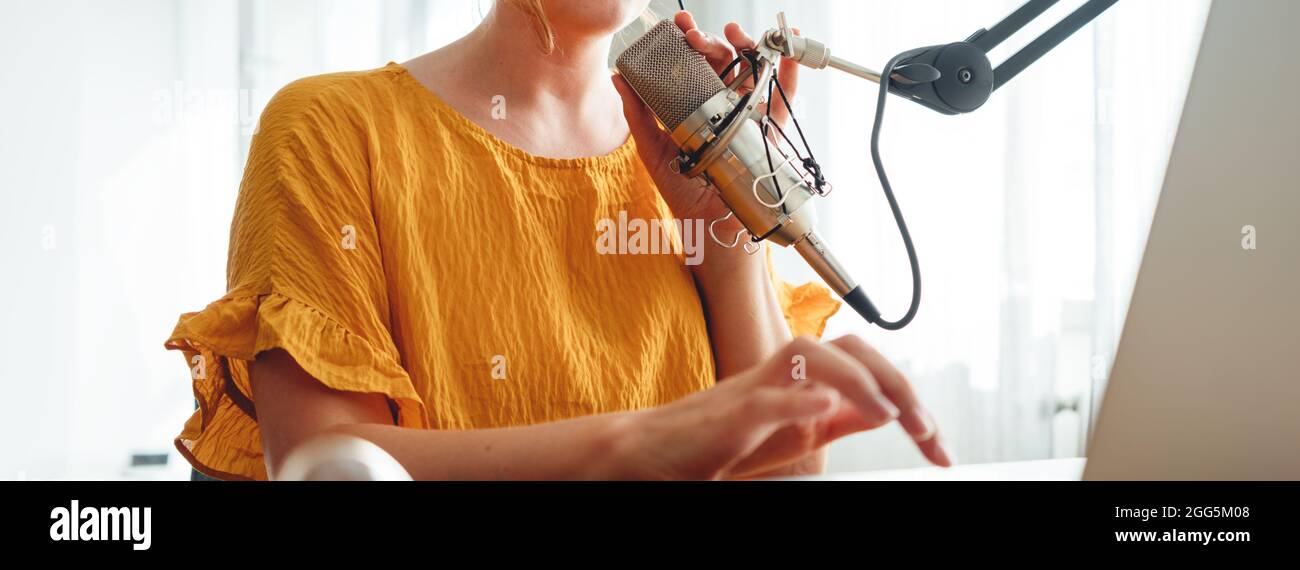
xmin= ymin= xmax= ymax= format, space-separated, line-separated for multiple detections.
xmin=545 ymin=0 xmax=653 ymax=37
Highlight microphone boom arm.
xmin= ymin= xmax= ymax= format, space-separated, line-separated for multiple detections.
xmin=767 ymin=0 xmax=1120 ymax=115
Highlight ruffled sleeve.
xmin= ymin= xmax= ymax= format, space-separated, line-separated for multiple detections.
xmin=166 ymin=77 xmax=427 ymax=480
xmin=767 ymin=248 xmax=842 ymax=338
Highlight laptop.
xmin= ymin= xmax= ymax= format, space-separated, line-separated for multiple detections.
xmin=1083 ymin=0 xmax=1300 ymax=480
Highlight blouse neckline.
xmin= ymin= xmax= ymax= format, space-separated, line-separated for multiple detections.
xmin=386 ymin=62 xmax=637 ymax=171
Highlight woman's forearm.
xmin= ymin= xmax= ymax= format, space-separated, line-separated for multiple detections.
xmin=692 ymin=244 xmax=793 ymax=380
xmin=253 ymin=348 xmax=643 ymax=480
xmin=328 ymin=413 xmax=638 ymax=480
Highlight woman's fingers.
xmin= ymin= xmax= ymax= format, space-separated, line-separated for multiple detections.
xmin=715 ymin=384 xmax=836 ymax=473
xmin=674 ymin=9 xmax=696 ymax=33
xmin=675 ymin=14 xmax=759 ymax=87
xmin=718 ymin=383 xmax=839 ymax=478
xmin=828 ymin=336 xmax=954 ymax=467
xmin=674 ymin=16 xmax=789 ymax=101
xmin=718 ymin=337 xmax=909 ymax=478
xmin=723 ymin=23 xmax=758 ymax=90
xmin=676 ymin=12 xmax=735 ymax=75
xmin=723 ymin=22 xmax=758 ymax=51
xmin=827 ymin=336 xmax=926 ymax=435
xmin=767 ymin=337 xmax=900 ymax=428
xmin=686 ymin=30 xmax=737 ymax=76
xmin=746 ymin=25 xmax=800 ymax=126
xmin=740 ymin=384 xmax=839 ymax=428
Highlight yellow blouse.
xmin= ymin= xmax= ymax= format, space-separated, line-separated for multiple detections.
xmin=166 ymin=63 xmax=839 ymax=480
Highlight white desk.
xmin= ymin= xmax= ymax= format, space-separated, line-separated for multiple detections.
xmin=802 ymin=458 xmax=1086 ymax=481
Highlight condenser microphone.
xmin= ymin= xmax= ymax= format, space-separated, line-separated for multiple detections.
xmin=615 ymin=20 xmax=885 ymax=325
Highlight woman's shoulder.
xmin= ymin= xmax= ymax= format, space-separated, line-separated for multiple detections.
xmin=254 ymin=65 xmax=405 ymax=141
xmin=241 ymin=68 xmax=408 ymax=205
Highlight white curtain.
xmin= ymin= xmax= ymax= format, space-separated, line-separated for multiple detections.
xmin=0 ymin=0 xmax=1208 ymax=479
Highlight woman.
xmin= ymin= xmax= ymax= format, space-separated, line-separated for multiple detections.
xmin=166 ymin=0 xmax=951 ymax=480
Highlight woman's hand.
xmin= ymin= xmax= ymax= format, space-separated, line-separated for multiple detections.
xmin=616 ymin=336 xmax=953 ymax=480
xmin=612 ymin=11 xmax=801 ymax=232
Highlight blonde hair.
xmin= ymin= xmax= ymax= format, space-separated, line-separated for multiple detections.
xmin=505 ymin=0 xmax=557 ymax=55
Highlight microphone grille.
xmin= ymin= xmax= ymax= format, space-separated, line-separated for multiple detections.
xmin=615 ymin=19 xmax=727 ymax=132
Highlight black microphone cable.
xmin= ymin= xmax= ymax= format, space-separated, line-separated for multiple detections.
xmin=863 ymin=51 xmax=923 ymax=330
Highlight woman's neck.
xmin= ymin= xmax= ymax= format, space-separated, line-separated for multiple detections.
xmin=470 ymin=5 xmax=616 ymax=106
xmin=404 ymin=5 xmax=629 ymax=159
